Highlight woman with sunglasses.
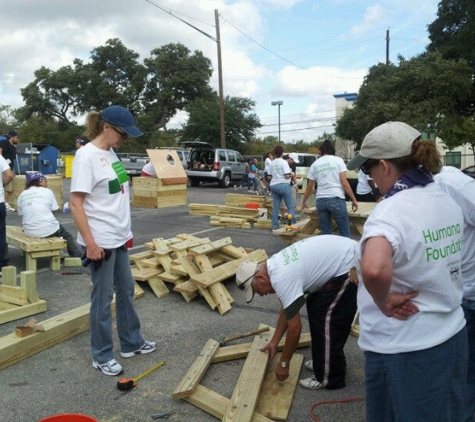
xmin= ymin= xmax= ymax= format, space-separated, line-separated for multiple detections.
xmin=70 ymin=105 xmax=156 ymax=377
xmin=347 ymin=121 xmax=466 ymax=422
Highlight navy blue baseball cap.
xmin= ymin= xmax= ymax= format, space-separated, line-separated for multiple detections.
xmin=100 ymin=106 xmax=143 ymax=137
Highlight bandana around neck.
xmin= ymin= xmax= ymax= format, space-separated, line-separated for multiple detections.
xmin=383 ymin=166 xmax=434 ymax=199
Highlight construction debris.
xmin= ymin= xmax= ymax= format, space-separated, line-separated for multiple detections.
xmin=130 ymin=234 xmax=268 ymax=315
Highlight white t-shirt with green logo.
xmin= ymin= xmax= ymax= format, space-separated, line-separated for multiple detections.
xmin=356 ymin=183 xmax=465 ymax=354
xmin=18 ymin=186 xmax=60 ymax=237
xmin=267 ymin=235 xmax=357 ymax=311
xmin=71 ymin=143 xmax=132 ymax=248
xmin=307 ymin=155 xmax=347 ymax=199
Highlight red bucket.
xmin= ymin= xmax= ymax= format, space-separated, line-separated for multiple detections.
xmin=245 ymin=203 xmax=260 ymax=210
xmin=38 ymin=414 xmax=98 ymax=422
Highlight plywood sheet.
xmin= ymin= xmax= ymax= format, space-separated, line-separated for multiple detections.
xmin=146 ymin=149 xmax=187 ymax=179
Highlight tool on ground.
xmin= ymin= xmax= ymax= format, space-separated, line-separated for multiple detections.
xmin=219 ymin=326 xmax=270 ymax=347
xmin=116 ymin=360 xmax=165 ymax=392
xmin=285 ymin=213 xmax=293 ymax=231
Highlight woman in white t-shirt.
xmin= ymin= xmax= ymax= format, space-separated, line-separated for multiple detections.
xmin=347 ymin=121 xmax=466 ymax=422
xmin=268 ymin=145 xmax=295 ymax=231
xmin=17 ymin=172 xmax=82 ymax=257
xmin=70 ymin=106 xmax=156 ymax=377
xmin=301 ymin=140 xmax=358 ymax=237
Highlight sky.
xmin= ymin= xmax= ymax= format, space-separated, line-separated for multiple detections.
xmin=0 ymin=0 xmax=441 ymax=143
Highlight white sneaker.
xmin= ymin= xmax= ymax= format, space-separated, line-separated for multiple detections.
xmin=120 ymin=340 xmax=157 ymax=358
xmin=304 ymin=359 xmax=313 ymax=371
xmin=5 ymin=203 xmax=15 ymax=212
xmin=92 ymin=358 xmax=123 ymax=376
xmin=299 ymin=376 xmax=323 ymax=390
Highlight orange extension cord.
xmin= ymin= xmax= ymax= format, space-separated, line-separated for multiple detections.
xmin=310 ymin=396 xmax=366 ymax=422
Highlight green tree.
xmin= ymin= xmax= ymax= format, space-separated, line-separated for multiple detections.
xmin=427 ymin=0 xmax=475 ymax=67
xmin=181 ymin=95 xmax=261 ymax=151
xmin=336 ymin=52 xmax=473 ymax=149
xmin=142 ymin=43 xmax=213 ymax=144
xmin=0 ymin=105 xmax=18 ymax=135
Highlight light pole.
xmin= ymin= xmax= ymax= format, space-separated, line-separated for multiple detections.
xmin=271 ymin=101 xmax=283 ymax=142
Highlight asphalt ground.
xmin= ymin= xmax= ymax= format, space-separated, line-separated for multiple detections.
xmin=0 ymin=180 xmax=365 ymax=422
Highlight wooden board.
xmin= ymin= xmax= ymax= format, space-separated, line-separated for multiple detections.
xmin=173 ymin=339 xmax=220 ymax=399
xmin=146 ymin=149 xmax=187 ymax=180
xmin=190 ymin=249 xmax=268 ymax=288
xmin=185 ymin=385 xmax=272 ymax=422
xmin=255 ymin=352 xmax=303 ymax=421
xmin=222 ymin=328 xmax=273 ymax=422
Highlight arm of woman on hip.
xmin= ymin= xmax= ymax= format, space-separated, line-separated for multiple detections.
xmin=361 ymin=236 xmax=419 ymax=320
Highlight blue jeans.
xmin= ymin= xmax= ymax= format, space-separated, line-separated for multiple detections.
xmin=463 ymin=298 xmax=475 ymax=422
xmin=0 ymin=203 xmax=7 ymax=267
xmin=316 ymin=197 xmax=351 ymax=238
xmin=364 ymin=328 xmax=467 ymax=422
xmin=50 ymin=224 xmax=82 ymax=257
xmin=271 ymin=183 xmax=295 ymax=230
xmin=90 ymin=245 xmax=144 ymax=363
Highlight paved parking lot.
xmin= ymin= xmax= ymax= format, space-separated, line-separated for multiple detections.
xmin=0 ymin=180 xmax=365 ymax=422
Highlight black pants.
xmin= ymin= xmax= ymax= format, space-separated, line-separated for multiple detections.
xmin=306 ymin=274 xmax=357 ymax=389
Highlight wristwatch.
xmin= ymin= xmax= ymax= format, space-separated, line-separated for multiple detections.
xmin=279 ymin=361 xmax=288 ymax=368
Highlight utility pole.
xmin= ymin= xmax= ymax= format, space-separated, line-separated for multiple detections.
xmin=386 ymin=28 xmax=390 ymax=65
xmin=215 ymin=9 xmax=226 ymax=148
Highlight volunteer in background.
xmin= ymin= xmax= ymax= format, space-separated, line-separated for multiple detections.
xmin=301 ymin=139 xmax=358 ymax=238
xmin=236 ymin=236 xmax=358 ymax=390
xmin=75 ymin=138 xmax=86 ymax=150
xmin=0 ymin=155 xmax=14 ymax=268
xmin=17 ymin=172 xmax=82 ymax=258
xmin=280 ymin=153 xmax=300 ymax=220
xmin=263 ymin=152 xmax=273 ymax=182
xmin=434 ymin=165 xmax=475 ymax=421
xmin=355 ymin=168 xmax=381 ymax=202
xmin=70 ymin=105 xmax=156 ymax=377
xmin=141 ymin=161 xmax=156 ymax=177
xmin=268 ymin=145 xmax=296 ymax=231
xmin=0 ymin=130 xmax=19 ymax=212
xmin=347 ymin=121 xmax=466 ymax=422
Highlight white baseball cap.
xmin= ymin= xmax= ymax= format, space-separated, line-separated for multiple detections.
xmin=346 ymin=121 xmax=421 ymax=170
xmin=288 ymin=153 xmax=300 ymax=163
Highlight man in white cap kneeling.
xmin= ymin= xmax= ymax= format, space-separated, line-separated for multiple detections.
xmin=236 ymin=235 xmax=358 ymax=390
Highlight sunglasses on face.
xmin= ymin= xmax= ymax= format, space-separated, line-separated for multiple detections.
xmin=361 ymin=159 xmax=380 ymax=175
xmin=111 ymin=126 xmax=129 ymax=140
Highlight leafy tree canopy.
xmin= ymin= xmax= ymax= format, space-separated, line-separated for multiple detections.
xmin=181 ymin=94 xmax=261 ymax=151
xmin=335 ymin=52 xmax=473 ymax=150
xmin=17 ymin=39 xmax=214 ymax=148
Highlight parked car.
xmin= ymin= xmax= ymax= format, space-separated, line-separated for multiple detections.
xmin=462 ymin=165 xmax=475 ymax=179
xmin=181 ymin=141 xmax=247 ymax=188
xmin=290 ymin=153 xmax=319 ymax=187
xmin=117 ymin=153 xmax=148 ymax=177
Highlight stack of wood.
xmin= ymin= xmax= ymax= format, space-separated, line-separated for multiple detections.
xmin=129 ymin=234 xmax=268 ymax=315
xmin=132 ymin=177 xmax=187 ymax=208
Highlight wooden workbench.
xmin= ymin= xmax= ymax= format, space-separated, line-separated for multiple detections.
xmin=278 ymin=202 xmax=377 ymax=244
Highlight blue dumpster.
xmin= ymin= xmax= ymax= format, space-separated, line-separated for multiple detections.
xmin=16 ymin=143 xmax=58 ymax=175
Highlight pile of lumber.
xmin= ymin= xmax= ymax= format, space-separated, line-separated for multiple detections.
xmin=173 ymin=324 xmax=311 ymax=421
xmin=130 ymin=234 xmax=268 ymax=315
xmin=188 ymin=203 xmax=259 ymax=220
